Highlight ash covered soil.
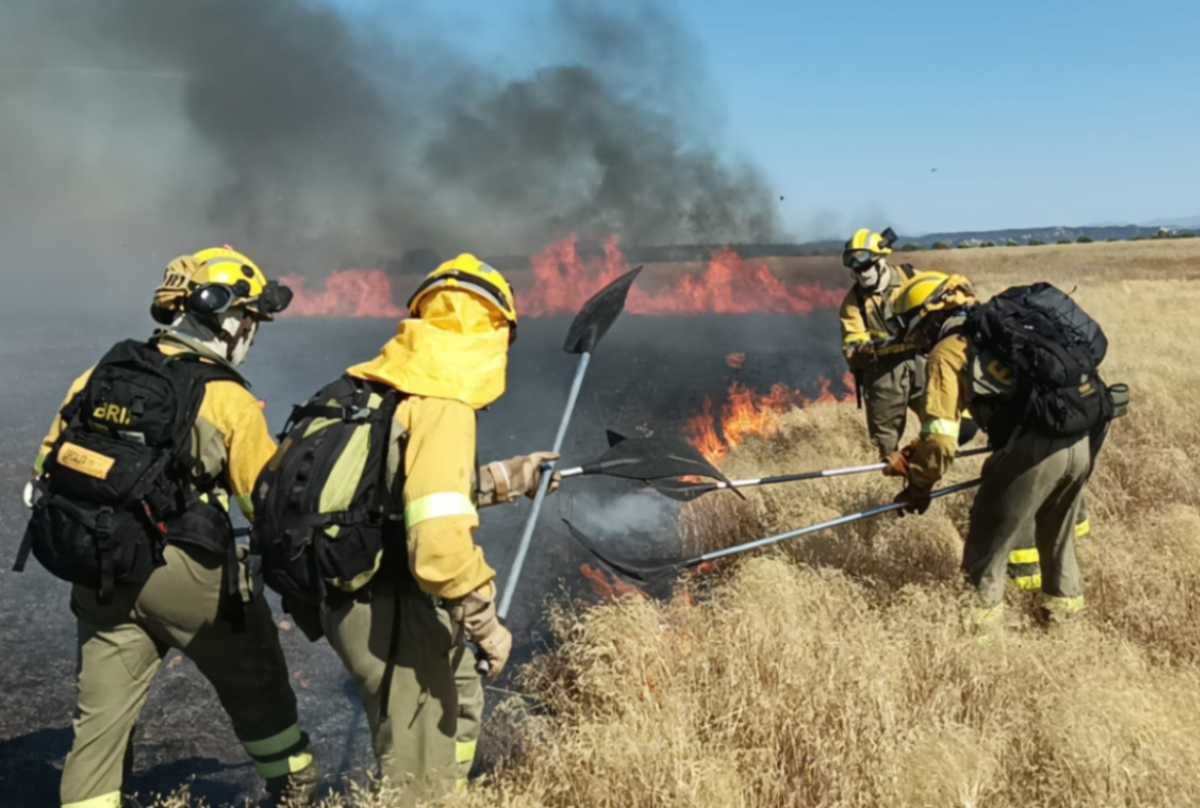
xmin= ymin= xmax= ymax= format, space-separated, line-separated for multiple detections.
xmin=0 ymin=309 xmax=841 ymax=805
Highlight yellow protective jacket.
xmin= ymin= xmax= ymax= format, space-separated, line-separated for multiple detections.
xmin=35 ymin=333 xmax=276 ymax=521
xmin=838 ymin=264 xmax=915 ymax=361
xmin=346 ymin=289 xmax=511 ymax=602
xmin=906 ymin=333 xmax=969 ymax=489
xmin=381 ymin=395 xmax=495 ymax=601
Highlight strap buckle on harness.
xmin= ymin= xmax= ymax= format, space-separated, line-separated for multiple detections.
xmin=94 ymin=507 xmax=115 ymax=537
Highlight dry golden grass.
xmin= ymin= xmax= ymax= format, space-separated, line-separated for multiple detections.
xmin=160 ymin=239 xmax=1200 ymax=806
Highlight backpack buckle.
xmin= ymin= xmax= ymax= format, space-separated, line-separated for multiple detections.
xmin=347 ymin=406 xmax=372 ymax=422
xmin=94 ymin=507 xmax=115 ymax=537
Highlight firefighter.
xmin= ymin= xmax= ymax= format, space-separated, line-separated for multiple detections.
xmin=27 ymin=248 xmax=319 ymax=807
xmin=838 ymin=227 xmax=926 ymax=460
xmin=885 ymin=272 xmax=1095 ymax=628
xmin=317 ymin=253 xmax=556 ymax=802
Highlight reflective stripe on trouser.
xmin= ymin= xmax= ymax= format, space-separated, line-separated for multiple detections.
xmin=322 ymin=574 xmax=460 ymax=803
xmin=243 ymin=724 xmax=315 ymax=779
xmin=861 ymin=354 xmax=926 ymax=459
xmin=1075 ymin=494 xmax=1091 ymax=540
xmin=454 ymin=643 xmax=484 ymax=790
xmin=964 ymin=603 xmax=1005 ymax=633
xmin=963 ymin=431 xmax=1090 ymax=609
xmin=1041 ymin=593 xmax=1086 ymax=620
xmin=63 ymin=793 xmax=121 ymax=808
xmin=61 ymin=544 xmax=306 ymax=806
xmin=1007 ymin=545 xmax=1042 ymax=591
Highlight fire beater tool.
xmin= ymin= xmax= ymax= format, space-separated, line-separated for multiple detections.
xmin=554 ymin=430 xmax=746 ymax=498
xmin=496 ymin=265 xmax=643 ymax=628
xmin=564 ymin=477 xmax=982 ymax=583
xmin=650 ymin=446 xmax=990 ymax=501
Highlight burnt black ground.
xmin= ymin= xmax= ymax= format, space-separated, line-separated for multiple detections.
xmin=0 ymin=310 xmax=841 ymax=805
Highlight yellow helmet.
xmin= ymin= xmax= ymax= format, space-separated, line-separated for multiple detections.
xmin=407 ymin=253 xmax=518 ymax=333
xmin=842 ymin=228 xmax=894 ymax=270
xmin=152 ymin=246 xmax=292 ymax=324
xmin=892 ymin=271 xmax=976 ymax=336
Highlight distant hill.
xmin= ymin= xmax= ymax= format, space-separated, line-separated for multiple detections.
xmin=374 ymin=222 xmax=1199 ymax=275
xmin=901 ymin=222 xmax=1196 ymax=248
xmin=1142 ymin=215 xmax=1200 ymax=229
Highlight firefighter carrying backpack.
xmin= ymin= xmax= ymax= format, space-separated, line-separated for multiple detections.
xmin=14 ymin=339 xmax=237 ymax=600
xmin=965 ymin=282 xmax=1114 ymax=438
xmin=251 ymin=375 xmax=402 ymax=610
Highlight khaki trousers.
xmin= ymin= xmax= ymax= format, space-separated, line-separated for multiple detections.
xmin=863 ymin=355 xmax=926 ymax=459
xmin=322 ymin=575 xmax=475 ymax=805
xmin=964 ymin=431 xmax=1090 ymax=614
xmin=62 ymin=544 xmax=310 ymax=808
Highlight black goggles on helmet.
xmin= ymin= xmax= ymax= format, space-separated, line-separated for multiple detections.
xmin=842 ymin=250 xmax=880 ymax=272
xmin=187 ymin=279 xmax=293 ymax=319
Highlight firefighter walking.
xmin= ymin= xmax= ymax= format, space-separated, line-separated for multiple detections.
xmin=20 ymin=248 xmax=319 ymax=807
xmin=838 ymin=227 xmax=926 ymax=460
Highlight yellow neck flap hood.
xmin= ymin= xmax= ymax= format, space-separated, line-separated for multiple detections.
xmin=347 ymin=286 xmax=511 ymax=410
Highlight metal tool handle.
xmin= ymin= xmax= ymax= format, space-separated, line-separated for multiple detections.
xmin=693 ymin=478 xmax=982 ymax=566
xmin=497 ymin=352 xmax=591 ymax=620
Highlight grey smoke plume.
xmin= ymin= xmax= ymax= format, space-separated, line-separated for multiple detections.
xmin=0 ymin=0 xmax=781 ymax=283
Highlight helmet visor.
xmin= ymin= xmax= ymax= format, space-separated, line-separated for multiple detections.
xmin=843 ymin=250 xmax=879 ymax=271
xmin=188 ymin=283 xmax=238 ymax=316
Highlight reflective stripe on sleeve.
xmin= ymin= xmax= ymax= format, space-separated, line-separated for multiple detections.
xmin=843 ymin=332 xmax=871 ymax=345
xmin=243 ymin=724 xmax=303 ymax=758
xmin=63 ymin=793 xmax=122 ymax=808
xmin=405 ymin=492 xmax=477 ymax=530
xmin=1075 ymin=518 xmax=1091 ymax=539
xmin=921 ymin=418 xmax=960 ymax=439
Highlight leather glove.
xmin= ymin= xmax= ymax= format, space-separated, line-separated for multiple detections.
xmin=894 ymin=484 xmax=932 ymax=516
xmin=483 ymin=451 xmax=560 ymax=503
xmin=882 ymin=447 xmax=911 ymax=477
xmin=846 ymin=345 xmax=876 ymax=373
xmin=448 ymin=584 xmax=512 ymax=680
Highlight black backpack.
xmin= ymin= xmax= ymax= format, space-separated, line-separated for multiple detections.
xmin=15 ymin=339 xmax=237 ymax=600
xmin=966 ymin=283 xmax=1114 ymax=438
xmin=251 ymin=375 xmax=402 ymax=610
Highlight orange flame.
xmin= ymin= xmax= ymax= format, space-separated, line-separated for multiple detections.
xmin=281 ymin=269 xmax=403 ymax=318
xmin=281 ymin=235 xmax=842 ymax=318
xmin=725 ymin=352 xmax=746 ymax=369
xmin=685 ymin=375 xmax=855 ymax=464
xmin=579 ymin=563 xmax=646 ymax=601
xmin=526 ymin=234 xmax=843 ymax=316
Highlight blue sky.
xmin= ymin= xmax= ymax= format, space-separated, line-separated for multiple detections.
xmin=347 ymin=1 xmax=1199 ymax=237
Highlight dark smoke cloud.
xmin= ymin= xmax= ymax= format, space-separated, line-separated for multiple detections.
xmin=0 ymin=0 xmax=782 ymax=286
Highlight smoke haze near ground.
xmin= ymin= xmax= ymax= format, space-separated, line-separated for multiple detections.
xmin=0 ymin=0 xmax=782 ymax=309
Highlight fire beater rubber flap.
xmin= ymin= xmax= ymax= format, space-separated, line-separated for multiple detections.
xmin=562 ymin=265 xmax=642 ymax=354
xmin=577 ymin=431 xmax=743 ymax=495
